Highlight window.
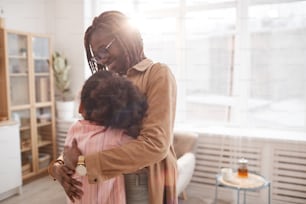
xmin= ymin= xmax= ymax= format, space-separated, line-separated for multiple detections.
xmin=93 ymin=0 xmax=306 ymax=132
xmin=247 ymin=2 xmax=306 ymax=130
xmin=184 ymin=8 xmax=236 ymax=125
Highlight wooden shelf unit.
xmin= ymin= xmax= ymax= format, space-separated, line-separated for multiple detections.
xmin=0 ymin=28 xmax=56 ymax=181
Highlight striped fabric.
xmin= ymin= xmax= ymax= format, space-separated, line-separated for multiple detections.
xmin=64 ymin=120 xmax=133 ymax=204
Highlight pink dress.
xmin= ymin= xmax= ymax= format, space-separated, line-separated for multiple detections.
xmin=64 ymin=120 xmax=133 ymax=204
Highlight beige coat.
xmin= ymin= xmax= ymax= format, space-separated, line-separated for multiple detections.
xmin=86 ymin=59 xmax=178 ymax=204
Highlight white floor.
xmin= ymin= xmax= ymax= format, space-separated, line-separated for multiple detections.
xmin=0 ymin=176 xmax=66 ymax=204
xmin=0 ymin=176 xmax=223 ymax=204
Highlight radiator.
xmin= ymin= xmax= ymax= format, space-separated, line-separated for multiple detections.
xmin=55 ymin=119 xmax=76 ymax=156
xmin=187 ymin=129 xmax=306 ymax=204
xmin=272 ymin=146 xmax=306 ymax=204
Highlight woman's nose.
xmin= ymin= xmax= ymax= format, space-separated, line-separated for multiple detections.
xmin=98 ymin=57 xmax=109 ymax=65
xmin=96 ymin=53 xmax=110 ymax=65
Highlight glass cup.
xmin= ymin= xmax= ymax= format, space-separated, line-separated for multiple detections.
xmin=221 ymin=168 xmax=233 ymax=181
xmin=238 ymin=158 xmax=248 ymax=178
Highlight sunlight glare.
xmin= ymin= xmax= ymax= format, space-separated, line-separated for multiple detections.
xmin=128 ymin=13 xmax=153 ymax=33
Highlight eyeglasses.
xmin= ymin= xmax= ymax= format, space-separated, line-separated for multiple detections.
xmin=90 ymin=38 xmax=115 ymax=64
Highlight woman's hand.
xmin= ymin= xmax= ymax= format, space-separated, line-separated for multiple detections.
xmin=53 ymin=163 xmax=83 ymax=202
xmin=64 ymin=138 xmax=82 ymax=170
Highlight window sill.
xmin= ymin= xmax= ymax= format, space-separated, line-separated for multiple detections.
xmin=174 ymin=123 xmax=306 ymax=142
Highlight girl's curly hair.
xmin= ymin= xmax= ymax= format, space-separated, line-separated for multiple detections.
xmin=81 ymin=70 xmax=148 ymax=138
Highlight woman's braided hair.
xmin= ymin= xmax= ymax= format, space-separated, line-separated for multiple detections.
xmin=81 ymin=70 xmax=148 ymax=138
xmin=84 ymin=10 xmax=145 ymax=74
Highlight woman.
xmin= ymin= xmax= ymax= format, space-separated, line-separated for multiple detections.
xmin=49 ymin=10 xmax=178 ymax=204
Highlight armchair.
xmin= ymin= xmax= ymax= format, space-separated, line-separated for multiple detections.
xmin=173 ymin=131 xmax=199 ymax=200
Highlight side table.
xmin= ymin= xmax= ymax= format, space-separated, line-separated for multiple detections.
xmin=214 ymin=172 xmax=271 ymax=204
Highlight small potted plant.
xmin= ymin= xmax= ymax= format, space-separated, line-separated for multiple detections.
xmin=52 ymin=51 xmax=74 ymax=120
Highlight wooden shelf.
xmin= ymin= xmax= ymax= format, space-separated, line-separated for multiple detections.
xmin=38 ymin=140 xmax=52 ymax=148
xmin=10 ymin=105 xmax=31 ymax=111
xmin=36 ymin=102 xmax=52 ymax=108
xmin=35 ymin=73 xmax=50 ymax=76
xmin=22 ymin=172 xmax=35 ymax=180
xmin=1 ymin=29 xmax=56 ymax=182
xmin=33 ymin=56 xmax=49 ymax=60
xmin=20 ymin=125 xmax=31 ymax=131
xmin=37 ymin=167 xmax=48 ymax=175
xmin=21 ymin=146 xmax=32 ymax=153
xmin=37 ymin=121 xmax=52 ymax=127
xmin=9 ymin=73 xmax=28 ymax=77
xmin=8 ymin=55 xmax=27 ymax=59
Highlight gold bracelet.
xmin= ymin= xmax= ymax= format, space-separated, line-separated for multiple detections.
xmin=48 ymin=159 xmax=64 ymax=181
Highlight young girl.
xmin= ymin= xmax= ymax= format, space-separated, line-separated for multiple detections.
xmin=64 ymin=70 xmax=148 ymax=204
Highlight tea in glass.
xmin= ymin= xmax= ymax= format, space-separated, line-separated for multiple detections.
xmin=238 ymin=158 xmax=248 ymax=178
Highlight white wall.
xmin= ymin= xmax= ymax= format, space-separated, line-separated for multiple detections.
xmin=0 ymin=0 xmax=87 ymax=97
xmin=1 ymin=0 xmax=49 ymax=33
